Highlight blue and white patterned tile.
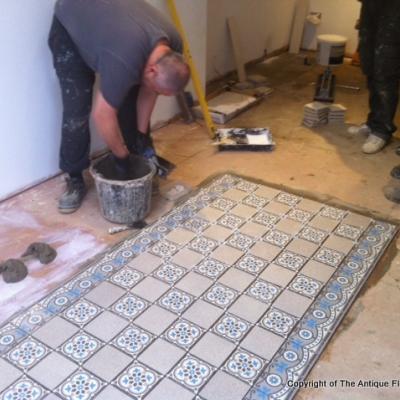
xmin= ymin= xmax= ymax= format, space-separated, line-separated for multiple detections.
xmin=299 ymin=226 xmax=327 ymax=244
xmin=57 ymin=370 xmax=104 ymax=400
xmin=164 ymin=319 xmax=203 ymax=350
xmin=194 ymin=259 xmax=228 ymax=280
xmin=320 ymin=206 xmax=346 ymax=220
xmin=159 ymin=289 xmax=193 ymax=314
xmin=210 ymin=197 xmax=236 ymax=211
xmin=61 ymin=333 xmax=101 ymax=363
xmin=203 ymin=284 xmax=238 ymax=309
xmin=152 ymin=263 xmax=187 ymax=285
xmin=112 ymin=325 xmax=153 ymax=356
xmin=116 ymin=362 xmax=159 ymax=398
xmin=247 ymin=279 xmax=280 ymax=304
xmin=112 ymin=294 xmax=148 ymax=320
xmin=182 ymin=217 xmax=210 ymax=233
xmin=242 ymin=194 xmax=268 ymax=209
xmin=1 ymin=378 xmax=46 ymax=400
xmin=63 ymin=300 xmax=100 ymax=327
xmin=213 ymin=313 xmax=250 ymax=343
xmin=335 ymin=224 xmax=362 ymax=241
xmin=234 ymin=255 xmax=267 ymax=275
xmin=189 ymin=237 xmax=218 ymax=255
xmin=252 ymin=211 xmax=279 ymax=227
xmin=171 ymin=355 xmax=214 ymax=393
xmin=275 ymin=251 xmax=307 ymax=271
xmin=39 ymin=287 xmax=80 ymax=315
xmin=217 ymin=214 xmax=245 ymax=230
xmin=0 ymin=324 xmax=28 ymax=355
xmin=224 ymin=349 xmax=264 ymax=383
xmin=110 ymin=267 xmax=143 ymax=289
xmin=11 ymin=306 xmax=54 ymax=336
xmin=236 ymin=180 xmax=259 ymax=193
xmin=263 ymin=229 xmax=291 ymax=248
xmin=289 ymin=275 xmax=323 ymax=298
xmin=227 ymin=233 xmax=254 ymax=251
xmin=149 ymin=240 xmax=179 ymax=258
xmin=275 ymin=192 xmax=300 ymax=207
xmin=313 ymin=247 xmax=344 ymax=267
xmin=260 ymin=308 xmax=298 ymax=337
xmin=7 ymin=338 xmax=48 ymax=371
xmin=287 ymin=209 xmax=312 ymax=223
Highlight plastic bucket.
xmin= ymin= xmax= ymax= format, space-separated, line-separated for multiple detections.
xmin=317 ymin=34 xmax=348 ymax=66
xmin=90 ymin=154 xmax=155 ymax=224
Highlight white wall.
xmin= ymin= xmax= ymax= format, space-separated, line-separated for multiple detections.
xmin=0 ymin=0 xmax=207 ymax=200
xmin=302 ymin=0 xmax=361 ymax=54
xmin=207 ymin=0 xmax=296 ymax=81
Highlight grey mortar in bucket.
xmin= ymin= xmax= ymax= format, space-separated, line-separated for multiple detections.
xmin=90 ymin=154 xmax=156 ymax=224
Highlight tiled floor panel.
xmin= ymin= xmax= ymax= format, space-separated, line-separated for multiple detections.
xmin=0 ymin=174 xmax=396 ymax=400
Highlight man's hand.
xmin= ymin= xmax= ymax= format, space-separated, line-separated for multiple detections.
xmin=112 ymin=154 xmax=130 ymax=180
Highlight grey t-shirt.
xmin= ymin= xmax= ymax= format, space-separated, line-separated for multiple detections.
xmin=55 ymin=0 xmax=183 ymax=108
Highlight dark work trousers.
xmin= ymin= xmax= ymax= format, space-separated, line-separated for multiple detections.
xmin=359 ymin=0 xmax=400 ymax=141
xmin=48 ymin=17 xmax=142 ymax=175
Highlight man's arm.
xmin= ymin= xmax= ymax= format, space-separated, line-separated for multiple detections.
xmin=92 ymin=90 xmax=129 ymax=159
xmin=136 ymin=84 xmax=158 ymax=134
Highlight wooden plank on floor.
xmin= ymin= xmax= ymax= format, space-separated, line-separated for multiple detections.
xmin=227 ymin=16 xmax=247 ymax=83
xmin=289 ymin=0 xmax=309 ymax=54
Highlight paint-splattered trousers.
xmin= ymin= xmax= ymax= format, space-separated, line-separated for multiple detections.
xmin=359 ymin=0 xmax=400 ymax=141
xmin=48 ymin=17 xmax=141 ymax=174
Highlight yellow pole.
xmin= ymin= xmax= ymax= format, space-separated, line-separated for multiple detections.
xmin=167 ymin=0 xmax=216 ymax=139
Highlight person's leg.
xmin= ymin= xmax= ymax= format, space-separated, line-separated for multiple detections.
xmin=48 ymin=17 xmax=95 ymax=212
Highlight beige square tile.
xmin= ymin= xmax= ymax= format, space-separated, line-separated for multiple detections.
xmin=128 ymin=252 xmax=163 ymax=274
xmin=230 ymin=204 xmax=257 ymax=219
xmin=138 ymin=339 xmax=185 ymax=374
xmin=241 ymin=326 xmax=284 ymax=360
xmin=274 ymin=219 xmax=303 ymax=235
xmin=145 ymin=378 xmax=193 ymax=400
xmin=254 ymin=186 xmax=280 ymax=200
xmin=273 ymin=290 xmax=313 ymax=318
xmin=134 ymin=305 xmax=177 ymax=335
xmin=95 ymin=386 xmax=132 ymax=400
xmin=239 ymin=222 xmax=270 ymax=238
xmin=324 ymin=235 xmax=355 ymax=254
xmin=85 ymin=281 xmax=125 ymax=308
xmin=249 ymin=242 xmax=281 ymax=262
xmin=131 ymin=277 xmax=169 ymax=302
xmin=342 ymin=213 xmax=372 ymax=229
xmin=263 ymin=201 xmax=292 ymax=216
xmin=203 ymin=225 xmax=232 ymax=242
xmin=0 ymin=359 xmax=22 ymax=392
xmin=176 ymin=272 xmax=213 ymax=297
xmin=191 ymin=332 xmax=235 ymax=367
xmin=301 ymin=260 xmax=335 ymax=282
xmin=211 ymin=245 xmax=244 ymax=265
xmin=296 ymin=198 xmax=323 ymax=213
xmin=260 ymin=264 xmax=296 ymax=287
xmin=309 ymin=215 xmax=339 ymax=232
xmin=165 ymin=228 xmax=196 ymax=245
xmin=223 ymin=188 xmax=248 ymax=201
xmin=200 ymin=370 xmax=249 ymax=400
xmin=183 ymin=300 xmax=223 ymax=329
xmin=197 ymin=206 xmax=225 ymax=222
xmin=171 ymin=248 xmax=204 ymax=268
xmin=286 ymin=238 xmax=319 ymax=258
xmin=218 ymin=268 xmax=255 ymax=292
xmin=228 ymin=295 xmax=268 ymax=323
xmin=85 ymin=311 xmax=128 ymax=342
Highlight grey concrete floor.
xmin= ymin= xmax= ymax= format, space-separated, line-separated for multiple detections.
xmin=1 ymin=53 xmax=399 ymax=399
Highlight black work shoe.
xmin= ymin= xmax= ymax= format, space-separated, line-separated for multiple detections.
xmin=58 ymin=177 xmax=87 ymax=214
xmin=390 ymin=165 xmax=400 ymax=180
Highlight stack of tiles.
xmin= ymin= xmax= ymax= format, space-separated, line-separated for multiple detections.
xmin=303 ymin=102 xmax=329 ymax=128
xmin=328 ymin=104 xmax=347 ymax=124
